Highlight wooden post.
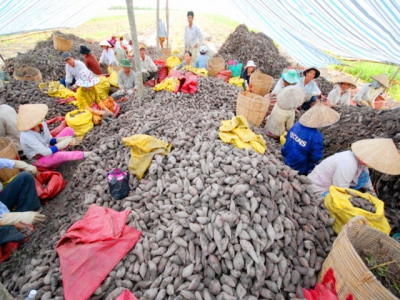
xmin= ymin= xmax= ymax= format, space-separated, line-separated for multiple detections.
xmin=0 ymin=282 xmax=15 ymax=300
xmin=156 ymin=0 xmax=160 ymax=52
xmin=166 ymin=0 xmax=169 ymax=48
xmin=125 ymin=0 xmax=144 ymax=105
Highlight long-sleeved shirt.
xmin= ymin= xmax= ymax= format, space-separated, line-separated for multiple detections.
xmin=272 ymin=78 xmax=285 ymax=95
xmin=0 ymin=104 xmax=21 ymax=151
xmin=65 ymin=60 xmax=88 ymax=86
xmin=307 ymin=150 xmax=372 ymax=195
xmin=196 ymin=54 xmax=209 ymax=69
xmin=281 ymin=122 xmax=323 ymax=175
xmin=140 ymin=55 xmax=158 ymax=73
xmin=240 ymin=68 xmax=255 ymax=86
xmin=354 ymin=83 xmax=382 ymax=104
xmin=20 ymin=122 xmax=55 ymax=160
xmin=184 ymin=24 xmax=203 ymax=50
xmin=296 ymin=77 xmax=321 ymax=101
xmin=115 ymin=48 xmax=127 ymax=65
xmin=84 ymin=54 xmax=102 ymax=75
xmin=117 ymin=70 xmax=137 ymax=91
xmin=328 ymin=84 xmax=351 ymax=106
xmin=76 ymin=87 xmax=101 ymax=110
xmin=159 ymin=20 xmax=167 ymax=38
xmin=265 ymin=104 xmax=295 ymax=137
xmin=99 ymin=48 xmax=118 ymax=66
xmin=174 ymin=60 xmax=188 ymax=71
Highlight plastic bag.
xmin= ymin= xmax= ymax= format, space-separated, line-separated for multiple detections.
xmin=107 ymin=71 xmax=119 ymax=87
xmin=45 ymin=116 xmax=67 ymax=137
xmin=166 ymin=56 xmax=181 ymax=73
xmin=39 ymin=81 xmax=76 ymax=99
xmin=324 ymin=186 xmax=391 ymax=235
xmin=228 ymin=63 xmax=243 ymax=77
xmin=183 ymin=65 xmax=208 ymax=77
xmin=229 ymin=77 xmax=245 ymax=89
xmin=279 ymin=131 xmax=287 ymax=146
xmin=153 ymin=77 xmax=180 ymax=92
xmin=123 ymin=134 xmax=172 ymax=180
xmin=216 ymin=70 xmax=232 ymax=83
xmin=65 ymin=110 xmax=94 ymax=138
xmin=35 ymin=171 xmax=66 ymax=203
xmin=108 ymin=169 xmax=130 ymax=200
xmin=95 ymin=76 xmax=110 ymax=100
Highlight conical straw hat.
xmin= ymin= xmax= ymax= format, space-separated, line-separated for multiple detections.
xmin=351 ymin=138 xmax=400 ymax=175
xmin=334 ymin=76 xmax=356 ymax=89
xmin=370 ymin=74 xmax=389 ymax=88
xmin=17 ymin=104 xmax=48 ymax=131
xmin=299 ymin=102 xmax=340 ymax=128
xmin=277 ymin=86 xmax=306 ymax=109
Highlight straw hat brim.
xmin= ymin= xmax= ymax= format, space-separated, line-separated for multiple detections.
xmin=299 ymin=102 xmax=340 ymax=128
xmin=351 ymin=138 xmax=400 ymax=175
xmin=334 ymin=77 xmax=356 ymax=89
xmin=99 ymin=40 xmax=111 ymax=47
xmin=17 ymin=104 xmax=48 ymax=131
xmin=370 ymin=74 xmax=389 ymax=88
xmin=303 ymin=67 xmax=320 ymax=79
xmin=277 ymin=86 xmax=306 ymax=109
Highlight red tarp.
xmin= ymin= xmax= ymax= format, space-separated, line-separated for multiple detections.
xmin=116 ymin=290 xmax=139 ymax=300
xmin=56 ymin=204 xmax=141 ymax=300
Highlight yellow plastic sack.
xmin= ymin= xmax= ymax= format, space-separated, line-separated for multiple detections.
xmin=65 ymin=110 xmax=94 ymax=138
xmin=183 ymin=66 xmax=208 ymax=77
xmin=280 ymin=131 xmax=287 ymax=146
xmin=123 ymin=134 xmax=172 ymax=180
xmin=106 ymin=67 xmax=119 ymax=88
xmin=219 ymin=116 xmax=266 ymax=154
xmin=229 ymin=77 xmax=245 ymax=89
xmin=324 ymin=186 xmax=391 ymax=235
xmin=39 ymin=81 xmax=76 ymax=99
xmin=95 ymin=76 xmax=110 ymax=100
xmin=166 ymin=56 xmax=181 ymax=73
xmin=153 ymin=77 xmax=180 ymax=92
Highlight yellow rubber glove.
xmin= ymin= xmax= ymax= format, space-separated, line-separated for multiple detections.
xmin=1 ymin=212 xmax=46 ymax=225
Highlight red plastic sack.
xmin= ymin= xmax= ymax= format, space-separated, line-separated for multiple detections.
xmin=35 ymin=171 xmax=66 ymax=203
xmin=154 ymin=60 xmax=168 ymax=82
xmin=113 ymin=101 xmax=120 ymax=117
xmin=46 ymin=117 xmax=67 ymax=137
xmin=170 ymin=70 xmax=198 ymax=94
xmin=116 ymin=290 xmax=139 ymax=300
xmin=216 ymin=70 xmax=232 ymax=83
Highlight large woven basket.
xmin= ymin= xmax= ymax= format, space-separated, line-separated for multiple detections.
xmin=53 ymin=34 xmax=72 ymax=52
xmin=207 ymin=57 xmax=225 ymax=77
xmin=319 ymin=216 xmax=399 ymax=299
xmin=250 ymin=70 xmax=273 ymax=96
xmin=0 ymin=138 xmax=20 ymax=182
xmin=13 ymin=64 xmax=43 ymax=83
xmin=236 ymin=91 xmax=270 ymax=127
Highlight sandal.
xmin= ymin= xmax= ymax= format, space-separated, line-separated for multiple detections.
xmin=19 ymin=224 xmax=36 ymax=242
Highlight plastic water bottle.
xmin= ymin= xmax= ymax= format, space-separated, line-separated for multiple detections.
xmin=24 ymin=290 xmax=37 ymax=299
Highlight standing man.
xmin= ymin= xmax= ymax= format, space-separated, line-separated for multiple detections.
xmin=184 ymin=11 xmax=203 ymax=67
xmin=158 ymin=19 xmax=167 ymax=49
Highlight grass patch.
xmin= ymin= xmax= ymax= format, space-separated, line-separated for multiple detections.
xmin=332 ymin=60 xmax=400 ymax=100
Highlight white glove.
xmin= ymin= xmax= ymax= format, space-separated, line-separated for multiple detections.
xmin=55 ymin=138 xmax=71 ymax=150
xmin=14 ymin=161 xmax=37 ymax=175
xmin=1 ymin=212 xmax=46 ymax=225
xmin=69 ymin=137 xmax=82 ymax=146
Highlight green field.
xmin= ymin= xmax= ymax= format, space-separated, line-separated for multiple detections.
xmin=332 ymin=61 xmax=400 ymax=100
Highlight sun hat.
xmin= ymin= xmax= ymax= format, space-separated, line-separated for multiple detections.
xmin=62 ymin=52 xmax=72 ymax=61
xmin=99 ymin=40 xmax=112 ymax=47
xmin=281 ymin=69 xmax=300 ymax=84
xmin=17 ymin=104 xmax=48 ymax=131
xmin=276 ymin=86 xmax=306 ymax=109
xmin=299 ymin=102 xmax=340 ymax=128
xmin=200 ymin=46 xmax=208 ymax=54
xmin=245 ymin=60 xmax=256 ymax=69
xmin=370 ymin=74 xmax=389 ymax=88
xmin=351 ymin=138 xmax=400 ymax=175
xmin=76 ymin=70 xmax=100 ymax=88
xmin=303 ymin=66 xmax=320 ymax=79
xmin=139 ymin=43 xmax=146 ymax=50
xmin=120 ymin=59 xmax=132 ymax=68
xmin=79 ymin=45 xmax=91 ymax=55
xmin=334 ymin=76 xmax=356 ymax=89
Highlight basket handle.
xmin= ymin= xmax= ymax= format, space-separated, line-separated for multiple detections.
xmin=345 ymin=215 xmax=368 ymax=228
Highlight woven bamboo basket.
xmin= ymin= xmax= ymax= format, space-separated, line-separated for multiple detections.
xmin=207 ymin=57 xmax=225 ymax=77
xmin=319 ymin=216 xmax=400 ymax=299
xmin=249 ymin=70 xmax=273 ymax=96
xmin=13 ymin=64 xmax=43 ymax=83
xmin=0 ymin=138 xmax=20 ymax=182
xmin=161 ymin=47 xmax=172 ymax=57
xmin=53 ymin=34 xmax=72 ymax=52
xmin=236 ymin=91 xmax=270 ymax=127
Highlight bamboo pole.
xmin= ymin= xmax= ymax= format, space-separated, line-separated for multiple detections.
xmin=166 ymin=0 xmax=169 ymax=48
xmin=156 ymin=0 xmax=160 ymax=52
xmin=0 ymin=282 xmax=15 ymax=300
xmin=125 ymin=0 xmax=144 ymax=104
xmin=383 ymin=65 xmax=399 ymax=93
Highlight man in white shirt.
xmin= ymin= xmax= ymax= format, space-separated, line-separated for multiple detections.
xmin=158 ymin=19 xmax=167 ymax=49
xmin=61 ymin=52 xmax=89 ymax=89
xmin=184 ymin=11 xmax=203 ymax=67
xmin=139 ymin=44 xmax=161 ymax=84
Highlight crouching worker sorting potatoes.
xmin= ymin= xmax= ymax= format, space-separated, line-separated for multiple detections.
xmin=18 ymin=104 xmax=94 ymax=169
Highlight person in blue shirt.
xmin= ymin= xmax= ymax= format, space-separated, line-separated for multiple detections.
xmin=195 ymin=46 xmax=209 ymax=69
xmin=281 ymin=102 xmax=340 ymax=175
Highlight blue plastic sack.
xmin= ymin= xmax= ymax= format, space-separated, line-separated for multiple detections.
xmin=228 ymin=63 xmax=243 ymax=77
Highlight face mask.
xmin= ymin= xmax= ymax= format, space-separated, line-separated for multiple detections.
xmin=371 ymin=80 xmax=381 ymax=89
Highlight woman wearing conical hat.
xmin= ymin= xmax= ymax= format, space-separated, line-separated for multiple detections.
xmin=354 ymin=74 xmax=389 ymax=108
xmin=327 ymin=76 xmax=357 ymax=106
xmin=281 ymin=103 xmax=340 ymax=175
xmin=307 ymin=138 xmax=400 ymax=196
xmin=18 ymin=104 xmax=94 ymax=169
